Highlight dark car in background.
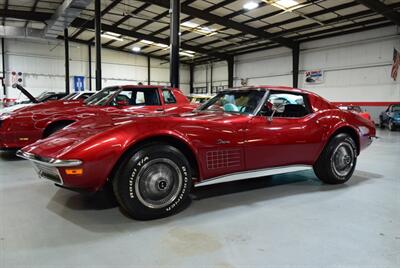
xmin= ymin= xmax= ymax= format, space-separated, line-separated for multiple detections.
xmin=379 ymin=104 xmax=400 ymax=131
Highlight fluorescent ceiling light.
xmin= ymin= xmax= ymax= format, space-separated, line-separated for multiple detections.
xmin=181 ymin=21 xmax=199 ymax=28
xmin=132 ymin=47 xmax=141 ymax=52
xmin=140 ymin=40 xmax=154 ymax=45
xmin=181 ymin=20 xmax=217 ymax=36
xmin=104 ymin=31 xmax=120 ymax=37
xmin=155 ymin=43 xmax=169 ymax=48
xmin=275 ymin=0 xmax=298 ymax=8
xmin=101 ymin=32 xmax=124 ymax=42
xmin=243 ymin=1 xmax=259 ymax=10
xmin=180 ymin=51 xmax=195 ymax=57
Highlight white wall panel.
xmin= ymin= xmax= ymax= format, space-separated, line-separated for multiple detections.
xmin=1 ymin=39 xmax=191 ymax=99
xmin=193 ymin=26 xmax=400 ymax=103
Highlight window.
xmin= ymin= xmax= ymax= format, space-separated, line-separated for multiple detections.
xmin=260 ymin=92 xmax=311 ymax=118
xmin=86 ymin=87 xmax=160 ymax=106
xmin=162 ymin=90 xmax=176 ymax=104
xmin=200 ymin=90 xmax=265 ymax=115
xmin=391 ymin=105 xmax=400 ymax=112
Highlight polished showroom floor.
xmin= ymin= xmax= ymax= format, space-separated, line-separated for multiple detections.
xmin=1 ymin=129 xmax=399 ymax=267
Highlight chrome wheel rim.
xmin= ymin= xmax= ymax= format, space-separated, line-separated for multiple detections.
xmin=331 ymin=142 xmax=355 ymax=177
xmin=135 ymin=158 xmax=182 ymax=209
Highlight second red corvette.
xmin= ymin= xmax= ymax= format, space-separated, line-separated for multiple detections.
xmin=0 ymin=85 xmax=194 ymax=150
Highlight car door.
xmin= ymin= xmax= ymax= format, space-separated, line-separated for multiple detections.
xmin=244 ymin=91 xmax=326 ymax=170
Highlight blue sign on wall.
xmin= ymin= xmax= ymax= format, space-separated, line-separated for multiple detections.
xmin=74 ymin=76 xmax=85 ymax=92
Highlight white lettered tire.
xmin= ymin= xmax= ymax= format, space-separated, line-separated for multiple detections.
xmin=113 ymin=143 xmax=192 ymax=220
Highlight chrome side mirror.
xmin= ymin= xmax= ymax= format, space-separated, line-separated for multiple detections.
xmin=268 ymin=102 xmax=285 ymax=122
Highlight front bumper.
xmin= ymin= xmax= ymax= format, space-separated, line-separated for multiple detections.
xmin=17 ymin=150 xmax=82 ymax=185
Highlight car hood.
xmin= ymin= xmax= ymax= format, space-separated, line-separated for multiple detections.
xmin=9 ymin=100 xmax=85 ymax=116
xmin=0 ymin=103 xmax=34 ymax=115
xmin=21 ymin=113 xmax=144 ymax=158
xmin=21 ymin=111 xmax=243 ymax=159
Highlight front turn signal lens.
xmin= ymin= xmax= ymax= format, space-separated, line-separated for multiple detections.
xmin=65 ymin=168 xmax=83 ymax=175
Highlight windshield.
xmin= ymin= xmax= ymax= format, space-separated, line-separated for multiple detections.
xmin=36 ymin=92 xmax=57 ymax=102
xmin=392 ymin=105 xmax=400 ymax=112
xmin=199 ymin=89 xmax=266 ymax=114
xmin=84 ymin=86 xmax=161 ymax=107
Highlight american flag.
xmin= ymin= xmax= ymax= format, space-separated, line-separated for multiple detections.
xmin=391 ymin=49 xmax=400 ymax=81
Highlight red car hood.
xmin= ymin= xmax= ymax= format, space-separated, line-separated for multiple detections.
xmin=22 ymin=111 xmax=241 ymax=159
xmin=10 ymin=100 xmax=84 ymax=115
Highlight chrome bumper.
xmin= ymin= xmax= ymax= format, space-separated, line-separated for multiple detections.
xmin=16 ymin=150 xmax=82 ymax=167
xmin=17 ymin=150 xmax=82 ymax=185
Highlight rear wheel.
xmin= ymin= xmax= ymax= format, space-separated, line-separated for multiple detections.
xmin=113 ymin=143 xmax=192 ymax=220
xmin=313 ymin=133 xmax=357 ymax=184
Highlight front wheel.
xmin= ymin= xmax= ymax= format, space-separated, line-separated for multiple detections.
xmin=313 ymin=133 xmax=357 ymax=184
xmin=113 ymin=143 xmax=192 ymax=220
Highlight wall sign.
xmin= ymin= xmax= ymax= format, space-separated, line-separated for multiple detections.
xmin=74 ymin=76 xmax=85 ymax=92
xmin=304 ymin=70 xmax=324 ymax=84
xmin=9 ymin=71 xmax=24 ymax=86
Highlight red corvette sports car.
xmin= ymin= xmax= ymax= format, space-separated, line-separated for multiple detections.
xmin=19 ymin=86 xmax=376 ymax=220
xmin=0 ymin=85 xmax=193 ymax=150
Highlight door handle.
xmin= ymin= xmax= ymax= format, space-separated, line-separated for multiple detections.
xmin=156 ymin=109 xmax=164 ymax=112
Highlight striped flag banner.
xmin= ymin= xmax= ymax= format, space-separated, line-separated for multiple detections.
xmin=391 ymin=48 xmax=400 ymax=81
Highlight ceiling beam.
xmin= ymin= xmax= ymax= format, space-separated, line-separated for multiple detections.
xmin=141 ymin=0 xmax=295 ymax=48
xmin=209 ymin=2 xmax=400 ymax=55
xmin=0 ymin=9 xmax=51 ymax=22
xmin=57 ymin=35 xmax=187 ymax=63
xmin=355 ymin=0 xmax=400 ymax=26
xmin=71 ymin=0 xmax=123 ymax=39
xmin=24 ymin=0 xmax=40 ymax=27
xmin=70 ymin=18 xmax=229 ymax=60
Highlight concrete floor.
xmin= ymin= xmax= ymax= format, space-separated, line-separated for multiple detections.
xmin=0 ymin=129 xmax=399 ymax=268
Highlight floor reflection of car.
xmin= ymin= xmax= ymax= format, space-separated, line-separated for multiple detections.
xmin=379 ymin=104 xmax=400 ymax=131
xmin=338 ymin=105 xmax=373 ymax=123
xmin=19 ymin=86 xmax=376 ymax=220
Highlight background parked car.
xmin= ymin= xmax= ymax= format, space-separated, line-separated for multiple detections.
xmin=379 ymin=104 xmax=400 ymax=131
xmin=0 ymin=84 xmax=69 ymax=116
xmin=0 ymin=85 xmax=195 ymax=150
xmin=338 ymin=105 xmax=374 ymax=123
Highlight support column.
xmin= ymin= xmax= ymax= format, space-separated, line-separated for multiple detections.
xmin=169 ymin=0 xmax=180 ymax=88
xmin=64 ymin=28 xmax=70 ymax=94
xmin=1 ymin=38 xmax=5 ymax=96
xmin=147 ymin=56 xmax=151 ymax=85
xmin=189 ymin=64 xmax=194 ymax=94
xmin=292 ymin=42 xmax=300 ymax=88
xmin=205 ymin=65 xmax=208 ymax=94
xmin=210 ymin=63 xmax=213 ymax=93
xmin=94 ymin=0 xmax=102 ymax=91
xmin=227 ymin=56 xmax=234 ymax=88
xmin=88 ymin=45 xmax=92 ymax=91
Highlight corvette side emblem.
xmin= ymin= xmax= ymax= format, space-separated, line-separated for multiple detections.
xmin=217 ymin=139 xmax=230 ymax=145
